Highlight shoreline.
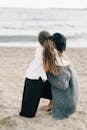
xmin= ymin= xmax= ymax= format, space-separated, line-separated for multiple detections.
xmin=0 ymin=43 xmax=87 ymax=48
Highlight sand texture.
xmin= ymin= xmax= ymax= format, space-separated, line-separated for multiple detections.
xmin=0 ymin=47 xmax=87 ymax=130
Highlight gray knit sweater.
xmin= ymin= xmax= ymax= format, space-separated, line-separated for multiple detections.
xmin=47 ymin=66 xmax=79 ymax=119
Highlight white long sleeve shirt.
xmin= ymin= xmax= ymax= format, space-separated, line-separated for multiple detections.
xmin=26 ymin=43 xmax=47 ymax=80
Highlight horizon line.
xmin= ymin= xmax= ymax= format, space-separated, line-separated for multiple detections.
xmin=0 ymin=7 xmax=87 ymax=10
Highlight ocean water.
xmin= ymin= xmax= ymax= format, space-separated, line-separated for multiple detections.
xmin=0 ymin=8 xmax=87 ymax=47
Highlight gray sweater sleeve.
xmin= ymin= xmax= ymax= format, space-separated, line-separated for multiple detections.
xmin=47 ymin=70 xmax=70 ymax=90
xmin=68 ymin=67 xmax=78 ymax=88
xmin=68 ymin=67 xmax=79 ymax=102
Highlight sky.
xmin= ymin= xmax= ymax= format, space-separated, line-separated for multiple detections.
xmin=0 ymin=0 xmax=87 ymax=8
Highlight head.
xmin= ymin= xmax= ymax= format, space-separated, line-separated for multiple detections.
xmin=38 ymin=31 xmax=51 ymax=46
xmin=52 ymin=33 xmax=66 ymax=53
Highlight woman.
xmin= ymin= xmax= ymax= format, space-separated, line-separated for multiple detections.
xmin=19 ymin=31 xmax=52 ymax=118
xmin=43 ymin=33 xmax=79 ymax=119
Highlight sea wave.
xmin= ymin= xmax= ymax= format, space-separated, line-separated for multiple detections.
xmin=0 ymin=35 xmax=37 ymax=42
xmin=0 ymin=32 xmax=87 ymax=43
xmin=0 ymin=8 xmax=87 ymax=46
xmin=66 ymin=33 xmax=87 ymax=40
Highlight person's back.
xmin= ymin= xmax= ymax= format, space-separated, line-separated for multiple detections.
xmin=47 ymin=65 xmax=79 ymax=119
xmin=20 ymin=31 xmax=52 ymax=118
xmin=43 ymin=32 xmax=79 ymax=119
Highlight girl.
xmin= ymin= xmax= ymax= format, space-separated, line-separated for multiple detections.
xmin=43 ymin=33 xmax=79 ymax=119
xmin=19 ymin=31 xmax=52 ymax=118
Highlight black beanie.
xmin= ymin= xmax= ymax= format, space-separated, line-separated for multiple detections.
xmin=52 ymin=33 xmax=66 ymax=52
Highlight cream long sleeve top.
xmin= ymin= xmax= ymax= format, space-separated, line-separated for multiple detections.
xmin=25 ymin=43 xmax=47 ymax=80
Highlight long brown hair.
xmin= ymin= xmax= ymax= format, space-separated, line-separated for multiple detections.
xmin=38 ymin=31 xmax=57 ymax=75
xmin=43 ymin=39 xmax=58 ymax=75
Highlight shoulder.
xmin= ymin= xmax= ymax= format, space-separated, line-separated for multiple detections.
xmin=35 ymin=43 xmax=43 ymax=58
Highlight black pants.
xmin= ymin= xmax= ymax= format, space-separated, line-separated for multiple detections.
xmin=19 ymin=78 xmax=52 ymax=118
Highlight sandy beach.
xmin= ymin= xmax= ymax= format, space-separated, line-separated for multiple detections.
xmin=0 ymin=47 xmax=87 ymax=130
